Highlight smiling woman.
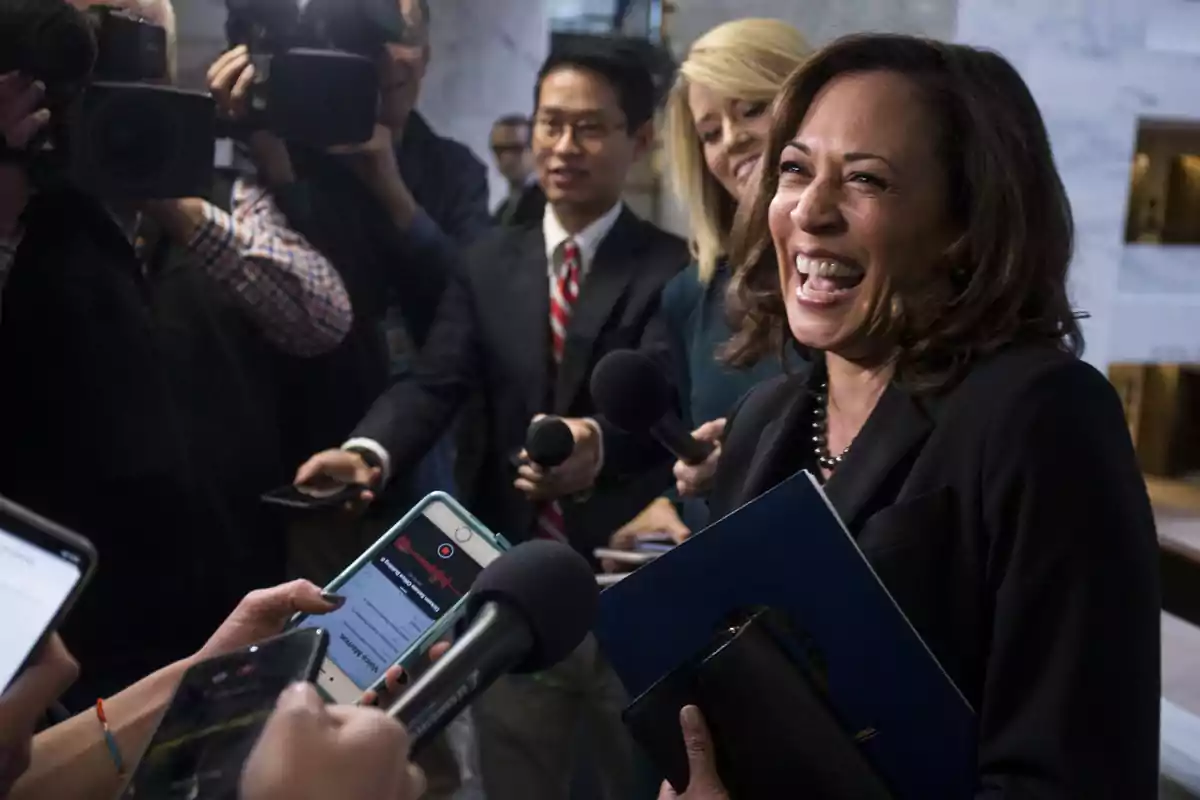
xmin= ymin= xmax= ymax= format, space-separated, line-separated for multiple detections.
xmin=708 ymin=34 xmax=1161 ymax=798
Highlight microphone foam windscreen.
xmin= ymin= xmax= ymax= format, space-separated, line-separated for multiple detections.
xmin=526 ymin=417 xmax=575 ymax=468
xmin=468 ymin=540 xmax=599 ymax=673
xmin=590 ymin=349 xmax=671 ymax=433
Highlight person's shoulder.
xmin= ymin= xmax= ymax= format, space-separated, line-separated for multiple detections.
xmin=660 ymin=262 xmax=705 ymax=312
xmin=422 ymin=121 xmax=486 ymax=175
xmin=954 ymin=344 xmax=1105 ymax=404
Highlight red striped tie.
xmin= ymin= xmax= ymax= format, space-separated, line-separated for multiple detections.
xmin=535 ymin=240 xmax=582 ymax=543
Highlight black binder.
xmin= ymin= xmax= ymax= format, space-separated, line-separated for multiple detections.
xmin=623 ymin=608 xmax=895 ymax=799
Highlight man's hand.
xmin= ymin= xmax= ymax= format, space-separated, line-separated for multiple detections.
xmin=657 ymin=706 xmax=730 ymax=800
xmin=294 ymin=449 xmax=381 ymax=510
xmin=240 ymin=683 xmax=426 ymax=800
xmin=0 ymin=72 xmax=50 ymax=235
xmin=674 ymin=419 xmax=725 ymax=498
xmin=514 ymin=416 xmax=602 ymax=503
xmin=207 ymin=47 xmax=294 ymax=185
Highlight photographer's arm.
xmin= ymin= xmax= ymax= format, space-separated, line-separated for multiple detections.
xmin=150 ymin=177 xmax=353 ymax=357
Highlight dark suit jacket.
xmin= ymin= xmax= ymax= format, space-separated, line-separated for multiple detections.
xmin=354 ymin=208 xmax=689 ymax=553
xmin=709 ymin=345 xmax=1161 ymax=799
xmin=491 ymin=182 xmax=547 ymax=229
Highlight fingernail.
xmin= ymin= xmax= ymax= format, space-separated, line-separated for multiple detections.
xmin=681 ymin=705 xmax=702 ymax=729
xmin=320 ymin=591 xmax=346 ymax=607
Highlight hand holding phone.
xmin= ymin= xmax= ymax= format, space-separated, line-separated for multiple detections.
xmin=290 ymin=494 xmax=506 ymax=704
xmin=0 ymin=497 xmax=96 ymax=693
xmin=241 ymin=683 xmax=426 ymax=800
xmin=120 ymin=628 xmax=329 ymax=800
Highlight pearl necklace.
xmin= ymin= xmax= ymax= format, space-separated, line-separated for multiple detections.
xmin=812 ymin=381 xmax=850 ymax=472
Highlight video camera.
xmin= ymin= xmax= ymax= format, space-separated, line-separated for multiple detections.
xmin=5 ymin=1 xmax=404 ymax=200
xmin=224 ymin=0 xmax=409 ymax=147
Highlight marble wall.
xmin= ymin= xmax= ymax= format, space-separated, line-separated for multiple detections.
xmin=956 ymin=0 xmax=1200 ymax=368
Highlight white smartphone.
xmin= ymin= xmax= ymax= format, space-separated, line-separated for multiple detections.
xmin=289 ymin=494 xmax=505 ymax=704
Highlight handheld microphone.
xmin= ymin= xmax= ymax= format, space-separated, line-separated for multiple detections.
xmin=386 ymin=540 xmax=598 ymax=755
xmin=525 ymin=416 xmax=575 ymax=468
xmin=591 ymin=350 xmax=715 ymax=465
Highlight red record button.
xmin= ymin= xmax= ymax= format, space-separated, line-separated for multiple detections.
xmin=437 ymin=543 xmax=455 ymax=559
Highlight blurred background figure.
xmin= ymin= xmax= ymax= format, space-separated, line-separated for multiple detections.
xmin=489 ymin=113 xmax=545 ymax=227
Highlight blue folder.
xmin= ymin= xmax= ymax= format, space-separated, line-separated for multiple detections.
xmin=593 ymin=470 xmax=977 ymax=799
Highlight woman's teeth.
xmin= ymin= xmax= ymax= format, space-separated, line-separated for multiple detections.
xmin=794 ymin=255 xmax=864 ymax=303
xmin=735 ymin=157 xmax=760 ymax=182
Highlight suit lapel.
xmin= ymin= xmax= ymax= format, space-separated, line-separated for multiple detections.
xmin=739 ymin=376 xmax=815 ymax=502
xmin=503 ymin=227 xmax=552 ymax=414
xmin=822 ymin=382 xmax=934 ymax=531
xmin=553 ymin=209 xmax=647 ymax=413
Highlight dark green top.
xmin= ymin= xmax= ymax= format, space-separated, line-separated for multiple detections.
xmin=660 ymin=261 xmax=800 ymax=428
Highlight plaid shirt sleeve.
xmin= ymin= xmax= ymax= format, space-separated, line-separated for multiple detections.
xmin=182 ymin=177 xmax=353 ymax=357
xmin=0 ymin=229 xmax=22 ymax=325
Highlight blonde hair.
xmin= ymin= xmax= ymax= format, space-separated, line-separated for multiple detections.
xmin=664 ymin=19 xmax=812 ymax=284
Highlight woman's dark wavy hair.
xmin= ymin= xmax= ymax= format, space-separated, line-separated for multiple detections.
xmin=723 ymin=34 xmax=1084 ymax=391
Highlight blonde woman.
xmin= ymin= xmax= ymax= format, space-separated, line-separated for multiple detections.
xmin=610 ymin=19 xmax=813 ymax=547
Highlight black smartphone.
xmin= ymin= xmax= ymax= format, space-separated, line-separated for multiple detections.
xmin=260 ymin=476 xmax=366 ymax=511
xmin=0 ymin=496 xmax=97 ymax=692
xmin=120 ymin=627 xmax=329 ymax=800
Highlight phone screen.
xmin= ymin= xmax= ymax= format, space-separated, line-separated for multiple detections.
xmin=292 ymin=500 xmax=501 ymax=703
xmin=120 ymin=628 xmax=328 ymax=800
xmin=0 ymin=523 xmax=87 ymax=691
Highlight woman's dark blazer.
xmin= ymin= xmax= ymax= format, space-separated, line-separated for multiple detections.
xmin=708 ymin=344 xmax=1161 ymax=799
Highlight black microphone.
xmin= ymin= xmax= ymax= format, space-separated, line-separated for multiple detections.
xmin=386 ymin=540 xmax=598 ymax=755
xmin=591 ymin=350 xmax=715 ymax=465
xmin=525 ymin=416 xmax=575 ymax=468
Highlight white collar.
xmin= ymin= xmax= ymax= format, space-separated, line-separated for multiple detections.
xmin=542 ymin=202 xmax=624 ymax=275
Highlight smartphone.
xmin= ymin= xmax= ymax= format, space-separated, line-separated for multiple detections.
xmin=260 ymin=476 xmax=367 ymax=511
xmin=120 ymin=628 xmax=328 ymax=800
xmin=290 ymin=493 xmax=507 ymax=704
xmin=0 ymin=496 xmax=98 ymax=692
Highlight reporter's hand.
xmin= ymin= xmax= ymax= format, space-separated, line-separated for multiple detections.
xmin=0 ymin=72 xmax=50 ymax=234
xmin=674 ymin=418 xmax=725 ymax=498
xmin=196 ymin=580 xmax=344 ymax=663
xmin=241 ymin=683 xmax=425 ymax=800
xmin=657 ymin=706 xmax=729 ymax=800
xmin=0 ymin=635 xmax=79 ymax=796
xmin=294 ymin=449 xmax=381 ymax=510
xmin=515 ymin=416 xmax=602 ymax=502
xmin=358 ymin=641 xmax=451 ymax=708
xmin=604 ymin=498 xmax=689 ymax=572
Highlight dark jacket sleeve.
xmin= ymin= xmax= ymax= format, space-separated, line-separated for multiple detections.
xmin=351 ymin=262 xmax=481 ymax=472
xmin=440 ymin=151 xmax=492 ymax=245
xmin=976 ymin=360 xmax=1160 ymax=799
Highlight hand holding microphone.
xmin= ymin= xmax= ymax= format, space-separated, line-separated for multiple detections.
xmin=514 ymin=415 xmax=603 ymax=502
xmin=673 ymin=418 xmax=725 ymax=498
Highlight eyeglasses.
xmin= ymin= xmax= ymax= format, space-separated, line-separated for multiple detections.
xmin=532 ymin=115 xmax=625 ymax=146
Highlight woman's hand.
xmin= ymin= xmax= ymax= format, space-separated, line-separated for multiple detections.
xmin=240 ymin=683 xmax=425 ymax=800
xmin=674 ymin=419 xmax=726 ymax=498
xmin=196 ymin=580 xmax=344 ymax=663
xmin=0 ymin=635 xmax=79 ymax=796
xmin=657 ymin=706 xmax=729 ymax=800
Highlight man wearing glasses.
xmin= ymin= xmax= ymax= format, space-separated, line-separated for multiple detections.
xmin=297 ymin=39 xmax=689 ymax=800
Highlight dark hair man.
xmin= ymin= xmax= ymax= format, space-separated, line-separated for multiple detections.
xmin=489 ymin=113 xmax=545 ymax=227
xmin=298 ymin=39 xmax=689 ymax=798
